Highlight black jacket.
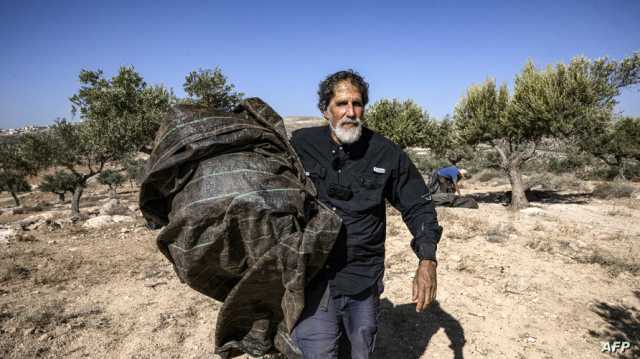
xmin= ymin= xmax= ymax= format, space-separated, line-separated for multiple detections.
xmin=290 ymin=125 xmax=443 ymax=296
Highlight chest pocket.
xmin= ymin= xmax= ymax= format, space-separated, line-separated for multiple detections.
xmin=360 ymin=174 xmax=386 ymax=190
xmin=356 ymin=169 xmax=390 ymax=204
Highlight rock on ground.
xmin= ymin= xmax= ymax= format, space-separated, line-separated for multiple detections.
xmin=83 ymin=215 xmax=135 ymax=229
xmin=0 ymin=226 xmax=17 ymax=244
xmin=99 ymin=199 xmax=133 ymax=216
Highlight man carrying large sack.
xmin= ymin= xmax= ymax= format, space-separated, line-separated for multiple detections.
xmin=289 ymin=70 xmax=443 ymax=359
xmin=139 ymin=99 xmax=343 ymax=359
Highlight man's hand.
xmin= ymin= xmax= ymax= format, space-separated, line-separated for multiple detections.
xmin=412 ymin=259 xmax=437 ymax=312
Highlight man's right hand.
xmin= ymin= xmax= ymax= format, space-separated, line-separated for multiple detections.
xmin=412 ymin=259 xmax=437 ymax=312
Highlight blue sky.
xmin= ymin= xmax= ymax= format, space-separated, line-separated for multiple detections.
xmin=1 ymin=0 xmax=639 ymax=128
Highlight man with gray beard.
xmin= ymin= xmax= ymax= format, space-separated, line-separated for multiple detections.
xmin=290 ymin=70 xmax=443 ymax=359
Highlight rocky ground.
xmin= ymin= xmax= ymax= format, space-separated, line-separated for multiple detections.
xmin=1 ymin=177 xmax=639 ymax=358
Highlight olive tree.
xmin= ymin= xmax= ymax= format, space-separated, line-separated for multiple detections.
xmin=578 ymin=116 xmax=640 ymax=180
xmin=122 ymin=157 xmax=147 ymax=187
xmin=0 ymin=142 xmax=37 ymax=207
xmin=22 ymin=66 xmax=171 ymax=218
xmin=39 ymin=170 xmax=77 ymax=202
xmin=183 ymin=66 xmax=244 ymax=110
xmin=0 ymin=174 xmax=31 ymax=207
xmin=455 ymin=53 xmax=640 ymax=209
xmin=426 ymin=115 xmax=473 ymax=165
xmin=97 ymin=170 xmax=125 ymax=199
xmin=365 ymin=99 xmax=434 ymax=148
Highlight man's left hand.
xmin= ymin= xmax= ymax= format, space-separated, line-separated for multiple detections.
xmin=412 ymin=259 xmax=437 ymax=312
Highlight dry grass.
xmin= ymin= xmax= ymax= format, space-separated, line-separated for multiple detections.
xmin=32 ymin=256 xmax=89 ymax=286
xmin=526 ymin=237 xmax=555 ymax=253
xmin=387 ymin=224 xmax=401 ymax=237
xmin=606 ymin=208 xmax=631 ymax=217
xmin=523 ymin=224 xmax=640 ymax=276
xmin=437 ymin=209 xmax=490 ymax=241
xmin=618 ymin=198 xmax=640 ymax=210
xmin=0 ymin=262 xmax=31 ymax=282
xmin=574 ymin=250 xmax=640 ymax=276
xmin=592 ymin=182 xmax=636 ymax=199
xmin=527 ymin=173 xmax=587 ymax=192
xmin=472 ymin=169 xmax=503 ymax=183
xmin=486 ymin=222 xmax=516 ymax=243
xmin=1 ymin=300 xmax=109 ymax=358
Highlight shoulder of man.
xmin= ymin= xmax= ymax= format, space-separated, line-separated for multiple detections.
xmin=290 ymin=126 xmax=326 ymax=145
xmin=363 ymin=126 xmax=406 ymax=157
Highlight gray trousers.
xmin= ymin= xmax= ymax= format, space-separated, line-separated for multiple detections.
xmin=292 ymin=279 xmax=383 ymax=359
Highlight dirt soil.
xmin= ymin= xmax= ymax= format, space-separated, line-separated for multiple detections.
xmin=1 ymin=179 xmax=639 ymax=358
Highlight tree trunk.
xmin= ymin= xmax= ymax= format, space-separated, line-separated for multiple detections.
xmin=494 ymin=143 xmax=529 ymax=210
xmin=110 ymin=187 xmax=117 ymax=199
xmin=615 ymin=158 xmax=627 ymax=181
xmin=508 ymin=164 xmax=529 ymax=210
xmin=71 ymin=185 xmax=84 ymax=219
xmin=10 ymin=191 xmax=20 ymax=207
xmin=57 ymin=192 xmax=65 ymax=202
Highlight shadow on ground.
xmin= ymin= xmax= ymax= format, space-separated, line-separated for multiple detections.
xmin=373 ymin=300 xmax=465 ymax=359
xmin=470 ymin=190 xmax=592 ymax=205
xmin=588 ymin=290 xmax=640 ymax=359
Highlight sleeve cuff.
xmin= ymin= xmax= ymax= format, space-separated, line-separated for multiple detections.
xmin=412 ymin=240 xmax=437 ymax=262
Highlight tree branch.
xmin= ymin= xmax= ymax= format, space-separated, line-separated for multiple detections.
xmin=491 ymin=140 xmax=509 ymax=170
xmin=521 ymin=141 xmax=538 ymax=162
xmin=64 ymin=164 xmax=82 ymax=179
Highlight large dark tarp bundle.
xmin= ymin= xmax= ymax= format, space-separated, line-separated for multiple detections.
xmin=139 ymin=98 xmax=342 ymax=358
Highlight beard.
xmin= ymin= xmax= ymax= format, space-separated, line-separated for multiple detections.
xmin=329 ymin=116 xmax=363 ymax=144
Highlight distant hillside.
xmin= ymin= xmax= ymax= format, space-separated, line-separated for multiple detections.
xmin=283 ymin=116 xmax=326 ymax=137
xmin=0 ymin=125 xmax=48 ymax=145
xmin=0 ymin=118 xmax=324 ymax=143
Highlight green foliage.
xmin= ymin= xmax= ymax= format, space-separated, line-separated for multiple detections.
xmin=457 ymin=53 xmax=640 ymax=152
xmin=0 ymin=142 xmax=39 ymax=177
xmin=465 ymin=148 xmax=502 ymax=172
xmin=20 ymin=66 xmax=170 ymax=216
xmin=23 ymin=66 xmax=170 ymax=174
xmin=39 ymin=170 xmax=78 ymax=201
xmin=509 ymin=55 xmax=639 ymax=140
xmin=427 ymin=115 xmax=474 ymax=164
xmin=365 ymin=99 xmax=471 ymax=163
xmin=612 ymin=117 xmax=640 ymax=161
xmin=70 ymin=66 xmax=172 ymax=157
xmin=546 ymin=154 xmax=593 ymax=174
xmin=0 ymin=173 xmax=31 ymax=194
xmin=97 ymin=170 xmax=125 ymax=188
xmin=624 ymin=160 xmax=640 ymax=180
xmin=454 ymin=79 xmax=510 ymax=146
xmin=405 ymin=149 xmax=450 ymax=175
xmin=582 ymin=159 xmax=640 ymax=181
xmin=98 ymin=169 xmax=125 ymax=199
xmin=0 ymin=172 xmax=31 ymax=206
xmin=183 ymin=67 xmax=244 ymax=110
xmin=579 ymin=116 xmax=640 ymax=178
xmin=0 ymin=142 xmax=37 ymax=206
xmin=454 ymin=53 xmax=640 ymax=208
xmin=122 ymin=158 xmax=147 ymax=185
xmin=365 ymin=99 xmax=434 ymax=148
